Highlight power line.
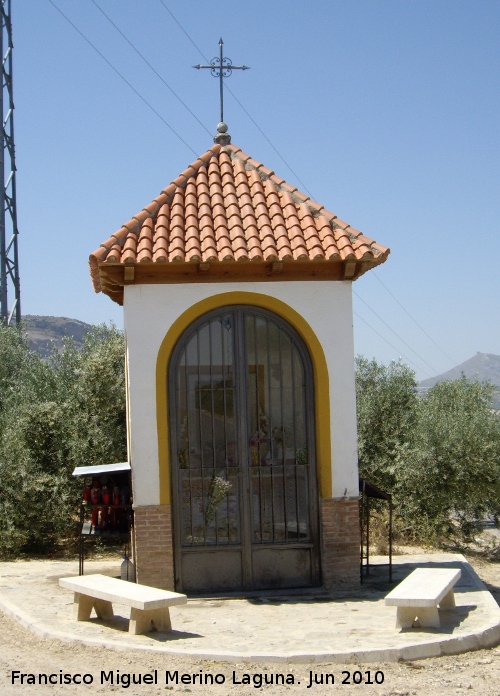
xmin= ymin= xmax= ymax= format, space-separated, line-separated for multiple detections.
xmin=157 ymin=1 xmax=314 ymax=196
xmin=225 ymin=84 xmax=315 ymax=198
xmin=353 ymin=289 xmax=439 ymax=375
xmin=158 ymin=0 xmax=205 ymax=61
xmin=353 ymin=311 xmax=432 ymax=378
xmin=158 ymin=2 xmax=455 ymax=374
xmin=372 ymin=271 xmax=458 ymax=365
xmin=47 ymin=0 xmax=198 ymax=156
xmin=50 ymin=0 xmax=457 ymax=380
xmin=89 ymin=0 xmax=212 ymax=137
xmin=158 ymin=0 xmax=457 ymax=371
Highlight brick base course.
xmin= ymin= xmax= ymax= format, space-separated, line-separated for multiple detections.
xmin=132 ymin=504 xmax=174 ymax=590
xmin=320 ymin=497 xmax=360 ymax=589
xmin=132 ymin=499 xmax=360 ymax=592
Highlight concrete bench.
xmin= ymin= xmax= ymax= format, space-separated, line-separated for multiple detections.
xmin=59 ymin=574 xmax=187 ymax=635
xmin=385 ymin=567 xmax=461 ymax=629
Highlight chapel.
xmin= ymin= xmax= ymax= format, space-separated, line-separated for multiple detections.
xmin=89 ymin=122 xmax=389 ymax=593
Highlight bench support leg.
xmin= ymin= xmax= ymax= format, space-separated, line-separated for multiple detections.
xmin=395 ymin=607 xmax=418 ymax=629
xmin=439 ymin=589 xmax=456 ymax=609
xmin=129 ymin=607 xmax=172 ymax=635
xmin=73 ymin=593 xmax=114 ymax=621
xmin=396 ymin=606 xmax=440 ymax=629
xmin=93 ymin=599 xmax=115 ymax=620
xmin=416 ymin=607 xmax=440 ymax=628
xmin=73 ymin=593 xmax=93 ymax=621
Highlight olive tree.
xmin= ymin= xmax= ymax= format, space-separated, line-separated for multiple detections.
xmin=0 ymin=324 xmax=126 ymax=555
xmin=395 ymin=377 xmax=500 ymax=540
xmin=355 ymin=356 xmax=419 ymax=492
xmin=356 ymin=357 xmax=500 ymax=542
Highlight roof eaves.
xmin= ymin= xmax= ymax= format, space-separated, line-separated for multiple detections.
xmin=89 ymin=144 xmax=222 ymax=292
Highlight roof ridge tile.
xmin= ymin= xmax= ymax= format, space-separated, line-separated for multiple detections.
xmin=297 ymin=203 xmax=325 ymax=260
xmin=279 ymin=181 xmax=299 ymax=196
xmin=314 ymin=215 xmax=339 ymax=260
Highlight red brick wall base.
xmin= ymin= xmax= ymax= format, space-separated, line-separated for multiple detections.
xmin=132 ymin=499 xmax=360 ymax=592
xmin=320 ymin=497 xmax=360 ymax=590
xmin=132 ymin=504 xmax=174 ymax=590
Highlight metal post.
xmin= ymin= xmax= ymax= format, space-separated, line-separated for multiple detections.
xmin=389 ymin=498 xmax=393 ymax=582
xmin=359 ymin=487 xmax=363 ymax=584
xmin=0 ymin=2 xmax=5 ymax=322
xmin=366 ymin=495 xmax=370 ymax=576
xmin=359 ymin=480 xmax=365 ymax=583
xmin=218 ymin=38 xmax=224 ymax=123
xmin=0 ymin=0 xmax=20 ymax=325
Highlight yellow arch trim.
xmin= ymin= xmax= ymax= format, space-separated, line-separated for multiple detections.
xmin=156 ymin=291 xmax=332 ymax=503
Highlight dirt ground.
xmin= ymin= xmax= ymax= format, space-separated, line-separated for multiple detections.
xmin=0 ymin=556 xmax=499 ymax=696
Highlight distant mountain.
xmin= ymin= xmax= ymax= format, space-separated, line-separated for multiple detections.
xmin=23 ymin=315 xmax=92 ymax=358
xmin=19 ymin=320 xmax=500 ymax=410
xmin=418 ymin=352 xmax=500 ymax=407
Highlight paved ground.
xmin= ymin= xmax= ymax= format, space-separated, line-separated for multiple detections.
xmin=0 ymin=553 xmax=499 ymax=663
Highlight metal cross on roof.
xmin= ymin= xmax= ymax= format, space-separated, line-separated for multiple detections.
xmin=193 ymin=38 xmax=250 ymax=125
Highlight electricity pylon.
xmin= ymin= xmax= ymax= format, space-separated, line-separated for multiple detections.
xmin=0 ymin=0 xmax=20 ymax=325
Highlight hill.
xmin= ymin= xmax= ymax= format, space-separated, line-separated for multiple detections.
xmin=20 ymin=319 xmax=500 ymax=408
xmin=418 ymin=352 xmax=500 ymax=407
xmin=23 ymin=315 xmax=92 ymax=358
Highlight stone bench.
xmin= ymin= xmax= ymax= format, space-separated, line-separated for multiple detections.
xmin=385 ymin=567 xmax=461 ymax=628
xmin=59 ymin=574 xmax=187 ymax=635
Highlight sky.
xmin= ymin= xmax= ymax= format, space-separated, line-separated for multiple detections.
xmin=7 ymin=0 xmax=500 ymax=381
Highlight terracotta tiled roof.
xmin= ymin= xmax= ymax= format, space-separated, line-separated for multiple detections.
xmin=89 ymin=143 xmax=390 ymax=304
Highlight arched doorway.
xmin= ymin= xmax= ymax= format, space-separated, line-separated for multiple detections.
xmin=169 ymin=306 xmax=320 ymax=593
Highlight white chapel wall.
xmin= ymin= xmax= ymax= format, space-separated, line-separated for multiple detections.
xmin=124 ymin=281 xmax=359 ymax=506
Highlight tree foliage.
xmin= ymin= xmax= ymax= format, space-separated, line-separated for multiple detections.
xmin=356 ymin=358 xmax=500 ymax=542
xmin=0 ymin=324 xmax=126 ymax=555
xmin=1 ymin=322 xmax=499 ymax=554
xmin=395 ymin=378 xmax=500 ymax=540
xmin=356 ymin=356 xmax=419 ymax=492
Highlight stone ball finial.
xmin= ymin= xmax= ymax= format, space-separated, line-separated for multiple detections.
xmin=214 ymin=121 xmax=231 ymax=145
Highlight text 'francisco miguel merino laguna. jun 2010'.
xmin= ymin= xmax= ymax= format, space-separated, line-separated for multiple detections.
xmin=11 ymin=668 xmax=385 ymax=688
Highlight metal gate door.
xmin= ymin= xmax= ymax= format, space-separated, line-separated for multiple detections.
xmin=169 ymin=307 xmax=320 ymax=593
